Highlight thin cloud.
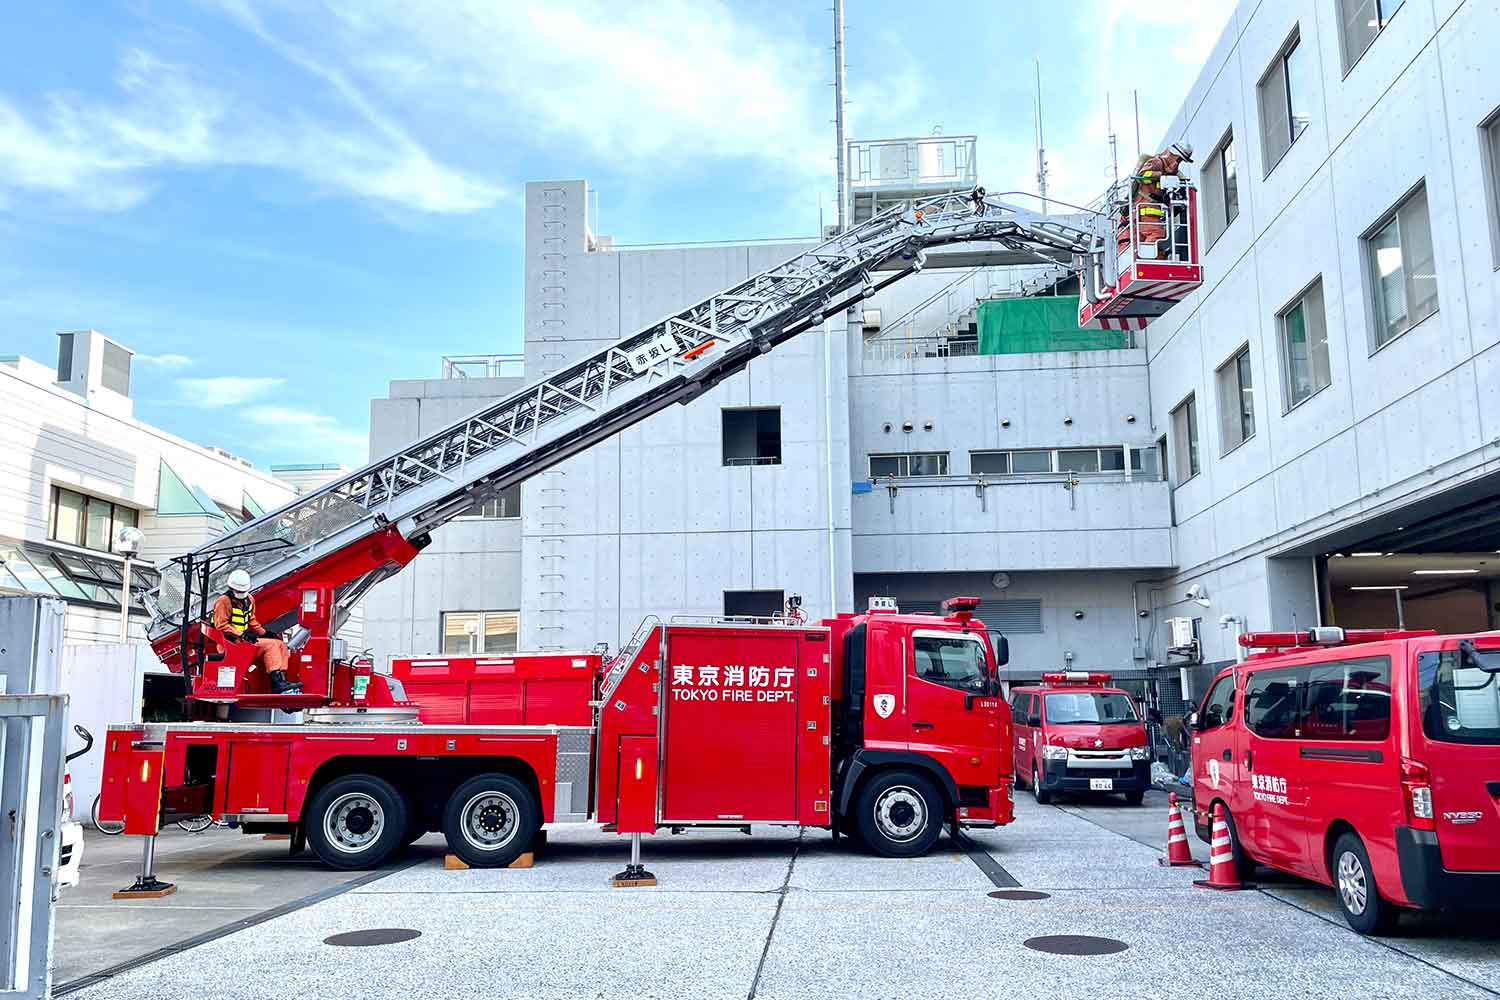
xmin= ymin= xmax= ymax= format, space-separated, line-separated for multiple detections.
xmin=245 ymin=404 xmax=368 ymax=465
xmin=178 ymin=375 xmax=284 ymax=407
xmin=134 ymin=352 xmax=193 ymax=369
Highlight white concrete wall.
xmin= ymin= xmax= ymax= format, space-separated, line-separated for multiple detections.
xmin=1141 ymin=0 xmax=1500 ymax=664
xmin=60 ymin=642 xmax=156 ymax=808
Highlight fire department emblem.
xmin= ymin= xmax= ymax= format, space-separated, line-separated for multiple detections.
xmin=1208 ymin=757 xmax=1221 ymax=788
xmin=873 ymin=694 xmax=896 ymax=719
xmin=1093 ymin=738 xmax=1103 ymax=748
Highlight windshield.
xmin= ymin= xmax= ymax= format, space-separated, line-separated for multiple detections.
xmin=912 ymin=634 xmax=990 ymax=691
xmin=1418 ymin=645 xmax=1500 ymax=745
xmin=1044 ymin=691 xmax=1139 ymax=725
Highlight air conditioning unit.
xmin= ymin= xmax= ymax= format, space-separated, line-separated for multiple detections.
xmin=1166 ymin=617 xmax=1195 ymax=650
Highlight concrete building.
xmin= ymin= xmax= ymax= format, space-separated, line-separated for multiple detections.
xmin=367 ymin=0 xmax=1500 ymax=702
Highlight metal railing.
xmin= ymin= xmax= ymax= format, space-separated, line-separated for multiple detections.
xmin=864 ymin=336 xmax=981 ymax=361
xmin=848 ymin=135 xmax=978 ymax=191
xmin=441 ymin=355 xmax=526 ymax=379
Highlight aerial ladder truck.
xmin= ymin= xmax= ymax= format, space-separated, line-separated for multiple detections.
xmin=98 ymin=183 xmax=1202 ymax=890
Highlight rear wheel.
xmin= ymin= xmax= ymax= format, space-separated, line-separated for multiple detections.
xmin=1032 ymin=764 xmax=1052 ymax=805
xmin=1332 ymin=832 xmax=1399 ymax=935
xmin=1124 ymin=790 xmax=1145 ymax=807
xmin=306 ymin=774 xmax=408 ymax=871
xmin=441 ymin=774 xmax=540 ymax=869
xmin=854 ymin=769 xmax=943 ymax=858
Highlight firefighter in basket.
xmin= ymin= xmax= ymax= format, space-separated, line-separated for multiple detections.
xmin=211 ymin=569 xmax=302 ymax=694
xmin=1117 ymin=142 xmax=1193 ymax=256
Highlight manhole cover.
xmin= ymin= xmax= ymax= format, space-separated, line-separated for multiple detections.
xmin=988 ymin=889 xmax=1051 ymax=901
xmin=1023 ymin=935 xmax=1128 ymax=956
xmin=323 ymin=928 xmax=422 ymax=947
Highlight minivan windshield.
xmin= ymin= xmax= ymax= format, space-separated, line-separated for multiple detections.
xmin=1418 ymin=645 xmax=1500 ymax=745
xmin=1044 ymin=692 xmax=1138 ymax=725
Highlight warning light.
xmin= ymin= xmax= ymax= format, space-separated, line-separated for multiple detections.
xmin=139 ymin=760 xmax=151 ymax=782
xmin=1041 ymin=671 xmax=1113 ymax=686
xmin=940 ymin=596 xmax=981 ymax=624
xmin=634 ymin=759 xmax=643 ymax=781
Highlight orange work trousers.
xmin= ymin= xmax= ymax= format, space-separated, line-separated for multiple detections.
xmin=248 ymin=637 xmax=290 ymax=673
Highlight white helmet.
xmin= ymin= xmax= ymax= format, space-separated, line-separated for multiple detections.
xmin=226 ymin=569 xmax=252 ymax=596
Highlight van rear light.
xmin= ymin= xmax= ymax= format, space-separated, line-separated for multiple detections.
xmin=63 ymin=771 xmax=74 ymax=822
xmin=1400 ymin=757 xmax=1435 ymax=832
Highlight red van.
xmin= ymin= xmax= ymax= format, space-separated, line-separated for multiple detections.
xmin=1191 ymin=628 xmax=1500 ymax=934
xmin=1009 ymin=672 xmax=1151 ymax=806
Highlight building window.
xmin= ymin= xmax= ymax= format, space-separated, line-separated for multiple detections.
xmin=1170 ymin=395 xmax=1199 ymax=484
xmin=459 ymin=483 xmax=522 ymax=519
xmin=1131 ymin=445 xmax=1165 ymax=481
xmin=1338 ymin=0 xmax=1404 ymax=73
xmin=1365 ymin=185 xmax=1438 ymax=350
xmin=56 ymin=333 xmax=74 ymax=382
xmin=441 ymin=610 xmax=519 ymax=654
xmin=1202 ymin=130 xmax=1239 ymax=246
xmin=722 ymin=408 xmax=782 ymax=466
xmin=49 ymin=486 xmax=139 ymax=554
xmin=970 ymin=451 xmax=1010 ymax=476
xmin=1279 ymin=280 xmax=1332 ymax=409
xmin=973 ymin=448 xmax=1135 ymax=477
xmin=1258 ymin=29 xmax=1311 ymax=174
xmin=1009 ymin=450 xmax=1052 ymax=474
xmin=1483 ymin=110 xmax=1500 ymax=269
xmin=869 ymin=452 xmax=948 ymax=478
xmin=101 ymin=341 xmax=131 ymax=396
xmin=725 ymin=590 xmax=785 ymax=619
xmin=1216 ymin=346 xmax=1256 ymax=454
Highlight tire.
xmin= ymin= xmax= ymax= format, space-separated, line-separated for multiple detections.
xmin=90 ymin=794 xmax=125 ymax=836
xmin=1032 ymin=764 xmax=1052 ymax=805
xmin=441 ymin=774 xmax=540 ymax=869
xmin=853 ymin=769 xmax=944 ymax=858
xmin=177 ymin=815 xmax=214 ymax=834
xmin=1331 ymin=832 xmax=1399 ymax=935
xmin=1124 ymin=790 xmax=1145 ymax=807
xmin=1218 ymin=804 xmax=1258 ymax=884
xmin=305 ymin=774 xmax=409 ymax=871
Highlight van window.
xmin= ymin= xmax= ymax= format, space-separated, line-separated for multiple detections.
xmin=1010 ymin=691 xmax=1031 ymax=718
xmin=1044 ymin=692 xmax=1139 ymax=724
xmin=1199 ymin=674 xmax=1236 ymax=729
xmin=1244 ymin=669 xmax=1305 ymax=739
xmin=1418 ymin=648 xmax=1500 ymax=745
xmin=1304 ymin=657 xmax=1391 ymax=741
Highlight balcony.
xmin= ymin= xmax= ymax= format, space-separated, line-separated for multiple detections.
xmin=441 ymin=355 xmax=525 ymax=379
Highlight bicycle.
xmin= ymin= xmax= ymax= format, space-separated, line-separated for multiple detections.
xmin=91 ymin=795 xmax=228 ymax=835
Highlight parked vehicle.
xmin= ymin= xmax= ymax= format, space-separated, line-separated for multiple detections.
xmin=1190 ymin=628 xmax=1500 ymax=934
xmin=59 ymin=725 xmax=93 ymax=888
xmin=1009 ymin=672 xmax=1150 ymax=805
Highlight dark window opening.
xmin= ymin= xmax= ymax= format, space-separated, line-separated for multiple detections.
xmin=723 ymin=408 xmax=782 ymax=466
xmin=725 ymin=589 xmax=784 ymax=619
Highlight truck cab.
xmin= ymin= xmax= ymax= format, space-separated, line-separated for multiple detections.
xmin=1009 ymin=672 xmax=1150 ymax=805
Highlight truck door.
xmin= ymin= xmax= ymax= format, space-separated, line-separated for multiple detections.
xmin=1192 ymin=671 xmax=1241 ymax=827
xmin=1010 ymin=692 xmax=1035 ymax=782
xmin=906 ymin=629 xmax=1003 ymax=789
xmin=1415 ymin=644 xmax=1500 ymax=874
xmin=1239 ymin=666 xmax=1310 ymax=869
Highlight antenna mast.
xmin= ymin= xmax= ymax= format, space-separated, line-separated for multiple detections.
xmin=1035 ymin=59 xmax=1049 ymax=214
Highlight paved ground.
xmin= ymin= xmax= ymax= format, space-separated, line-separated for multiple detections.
xmin=57 ymin=790 xmax=1500 ymax=999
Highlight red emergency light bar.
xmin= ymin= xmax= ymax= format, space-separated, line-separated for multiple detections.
xmin=1041 ymin=671 xmax=1113 ymax=686
xmin=941 ymin=596 xmax=982 ymax=624
xmin=1239 ymin=627 xmax=1437 ymax=651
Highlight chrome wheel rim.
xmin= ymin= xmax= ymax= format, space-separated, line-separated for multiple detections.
xmin=1337 ymin=851 xmax=1368 ymax=915
xmin=873 ymin=785 xmax=926 ymax=843
xmin=324 ymin=792 xmax=385 ymax=854
xmin=460 ymin=791 xmax=520 ymax=852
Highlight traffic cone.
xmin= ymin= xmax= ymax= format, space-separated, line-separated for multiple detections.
xmin=1193 ymin=802 xmax=1254 ymax=891
xmin=1158 ymin=792 xmax=1202 ymax=868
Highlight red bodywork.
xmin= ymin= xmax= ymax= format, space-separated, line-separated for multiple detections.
xmin=391 ymin=651 xmax=602 ymax=727
xmin=1191 ymin=632 xmax=1500 ymax=914
xmin=1009 ymin=675 xmax=1148 ymax=798
xmin=1079 ymin=186 xmax=1202 ymax=332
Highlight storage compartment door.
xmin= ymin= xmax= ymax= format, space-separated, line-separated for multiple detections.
xmin=225 ymin=742 xmax=290 ymax=816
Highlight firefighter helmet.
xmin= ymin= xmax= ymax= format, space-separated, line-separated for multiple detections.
xmin=227 ymin=569 xmax=251 ymax=596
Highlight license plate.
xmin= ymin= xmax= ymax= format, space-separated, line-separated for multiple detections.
xmin=1089 ymin=778 xmax=1114 ymax=791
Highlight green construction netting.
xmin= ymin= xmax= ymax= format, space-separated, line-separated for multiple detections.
xmin=977 ymin=296 xmax=1130 ymax=354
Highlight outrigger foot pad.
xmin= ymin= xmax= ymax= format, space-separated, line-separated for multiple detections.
xmin=113 ymin=876 xmax=177 ymax=899
xmin=611 ymin=863 xmax=657 ymax=888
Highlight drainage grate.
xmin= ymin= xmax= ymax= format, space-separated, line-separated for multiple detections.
xmin=324 ymin=928 xmax=423 ymax=947
xmin=988 ymin=889 xmax=1051 ymax=901
xmin=1022 ymin=935 xmax=1128 ymax=956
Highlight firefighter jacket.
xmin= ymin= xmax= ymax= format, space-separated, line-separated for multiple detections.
xmin=211 ymin=593 xmax=263 ymax=638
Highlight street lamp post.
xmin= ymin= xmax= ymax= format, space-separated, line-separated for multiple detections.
xmin=116 ymin=527 xmax=145 ymax=643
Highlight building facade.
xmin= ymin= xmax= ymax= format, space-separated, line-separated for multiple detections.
xmin=367 ymin=0 xmax=1500 ymax=699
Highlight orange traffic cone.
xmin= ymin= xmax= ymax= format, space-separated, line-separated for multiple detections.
xmin=1193 ymin=802 xmax=1254 ymax=890
xmin=1158 ymin=792 xmax=1202 ymax=868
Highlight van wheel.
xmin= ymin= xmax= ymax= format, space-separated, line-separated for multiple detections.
xmin=1124 ymin=790 xmax=1145 ymax=807
xmin=1032 ymin=765 xmax=1052 ymax=805
xmin=1332 ymin=832 xmax=1399 ymax=935
xmin=1218 ymin=805 xmax=1258 ymax=883
xmin=442 ymin=774 xmax=540 ymax=869
xmin=855 ymin=770 xmax=943 ymax=858
xmin=306 ymin=774 xmax=408 ymax=871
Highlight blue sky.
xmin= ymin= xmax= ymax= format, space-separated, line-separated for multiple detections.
xmin=0 ymin=0 xmax=1235 ymax=470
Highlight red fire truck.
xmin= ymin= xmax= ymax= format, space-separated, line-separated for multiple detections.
xmin=93 ymin=188 xmax=1197 ymax=891
xmin=1008 ymin=672 xmax=1150 ymax=806
xmin=1190 ymin=627 xmax=1500 ymax=934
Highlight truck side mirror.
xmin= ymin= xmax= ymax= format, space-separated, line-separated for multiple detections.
xmin=1186 ymin=710 xmax=1200 ymax=730
xmin=993 ymin=636 xmax=1009 ymax=667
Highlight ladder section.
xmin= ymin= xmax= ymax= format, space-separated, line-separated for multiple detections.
xmin=153 ymin=190 xmax=1097 ymax=631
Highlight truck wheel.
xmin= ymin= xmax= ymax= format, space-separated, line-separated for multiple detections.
xmin=306 ymin=774 xmax=408 ymax=871
xmin=1032 ymin=764 xmax=1052 ymax=805
xmin=854 ymin=770 xmax=943 ymax=858
xmin=442 ymin=774 xmax=539 ymax=869
xmin=1332 ymin=832 xmax=1399 ymax=935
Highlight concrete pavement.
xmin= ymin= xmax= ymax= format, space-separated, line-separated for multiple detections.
xmin=57 ymin=789 xmax=1500 ymax=999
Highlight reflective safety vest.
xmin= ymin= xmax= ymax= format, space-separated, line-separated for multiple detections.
xmin=228 ymin=597 xmax=253 ymax=634
xmin=1139 ymin=205 xmax=1166 ymax=218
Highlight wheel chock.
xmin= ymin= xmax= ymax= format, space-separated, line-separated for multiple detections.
xmin=442 ymin=852 xmax=535 ymax=870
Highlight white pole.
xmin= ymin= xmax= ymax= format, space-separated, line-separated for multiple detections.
xmin=833 ymin=0 xmax=848 ymax=232
xmin=119 ymin=555 xmax=132 ymax=643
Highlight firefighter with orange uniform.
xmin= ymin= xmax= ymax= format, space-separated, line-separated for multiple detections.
xmin=1118 ymin=142 xmax=1193 ymax=254
xmin=212 ymin=569 xmax=302 ymax=694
